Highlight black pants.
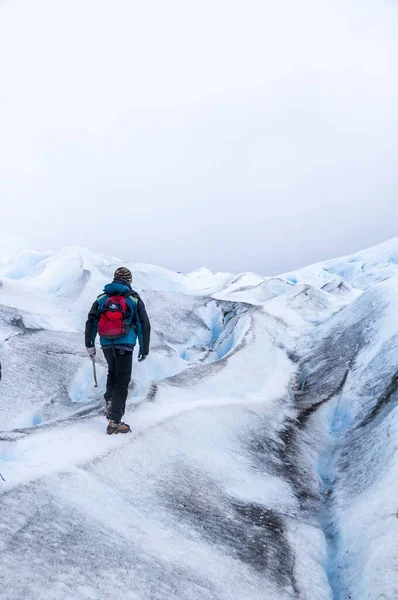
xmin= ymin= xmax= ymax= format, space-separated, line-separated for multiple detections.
xmin=103 ymin=348 xmax=133 ymax=423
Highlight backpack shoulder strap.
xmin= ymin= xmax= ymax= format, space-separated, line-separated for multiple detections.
xmin=124 ymin=295 xmax=138 ymax=323
xmin=96 ymin=293 xmax=108 ymax=312
xmin=124 ymin=289 xmax=138 ymax=306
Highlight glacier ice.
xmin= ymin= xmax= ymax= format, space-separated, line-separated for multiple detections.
xmin=0 ymin=236 xmax=397 ymax=600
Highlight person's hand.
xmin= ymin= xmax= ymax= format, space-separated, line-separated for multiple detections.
xmin=87 ymin=346 xmax=96 ymax=357
xmin=138 ymin=353 xmax=148 ymax=362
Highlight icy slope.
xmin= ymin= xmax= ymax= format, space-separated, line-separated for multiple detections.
xmin=283 ymin=237 xmax=398 ymax=291
xmin=0 ymin=236 xmax=397 ymax=600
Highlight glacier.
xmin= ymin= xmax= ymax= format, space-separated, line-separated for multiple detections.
xmin=0 ymin=235 xmax=397 ymax=600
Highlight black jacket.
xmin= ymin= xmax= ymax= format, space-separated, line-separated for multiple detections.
xmin=85 ymin=286 xmax=151 ymax=356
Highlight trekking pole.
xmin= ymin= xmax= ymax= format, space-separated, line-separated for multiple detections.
xmin=91 ymin=356 xmax=98 ymax=388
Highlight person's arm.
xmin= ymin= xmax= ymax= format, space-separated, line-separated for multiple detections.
xmin=85 ymin=300 xmax=99 ymax=348
xmin=136 ymin=297 xmax=151 ymax=357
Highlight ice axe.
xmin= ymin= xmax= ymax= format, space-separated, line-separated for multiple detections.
xmin=91 ymin=355 xmax=98 ymax=388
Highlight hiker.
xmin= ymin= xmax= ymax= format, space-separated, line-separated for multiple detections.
xmin=85 ymin=267 xmax=150 ymax=435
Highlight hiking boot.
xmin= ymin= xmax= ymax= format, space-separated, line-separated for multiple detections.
xmin=106 ymin=420 xmax=131 ymax=435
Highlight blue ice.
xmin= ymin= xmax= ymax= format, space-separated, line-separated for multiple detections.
xmin=32 ymin=413 xmax=42 ymax=426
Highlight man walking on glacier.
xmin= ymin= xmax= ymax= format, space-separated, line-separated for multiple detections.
xmin=85 ymin=267 xmax=150 ymax=434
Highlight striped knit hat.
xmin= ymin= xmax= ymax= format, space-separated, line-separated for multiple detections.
xmin=114 ymin=267 xmax=133 ymax=284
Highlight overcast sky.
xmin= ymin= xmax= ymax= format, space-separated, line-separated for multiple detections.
xmin=0 ymin=0 xmax=397 ymax=275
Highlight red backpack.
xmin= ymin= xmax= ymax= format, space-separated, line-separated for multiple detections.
xmin=98 ymin=295 xmax=131 ymax=339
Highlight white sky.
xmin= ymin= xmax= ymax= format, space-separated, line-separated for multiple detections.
xmin=0 ymin=0 xmax=397 ymax=275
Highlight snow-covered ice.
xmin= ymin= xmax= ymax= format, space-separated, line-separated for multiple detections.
xmin=0 ymin=236 xmax=397 ymax=599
